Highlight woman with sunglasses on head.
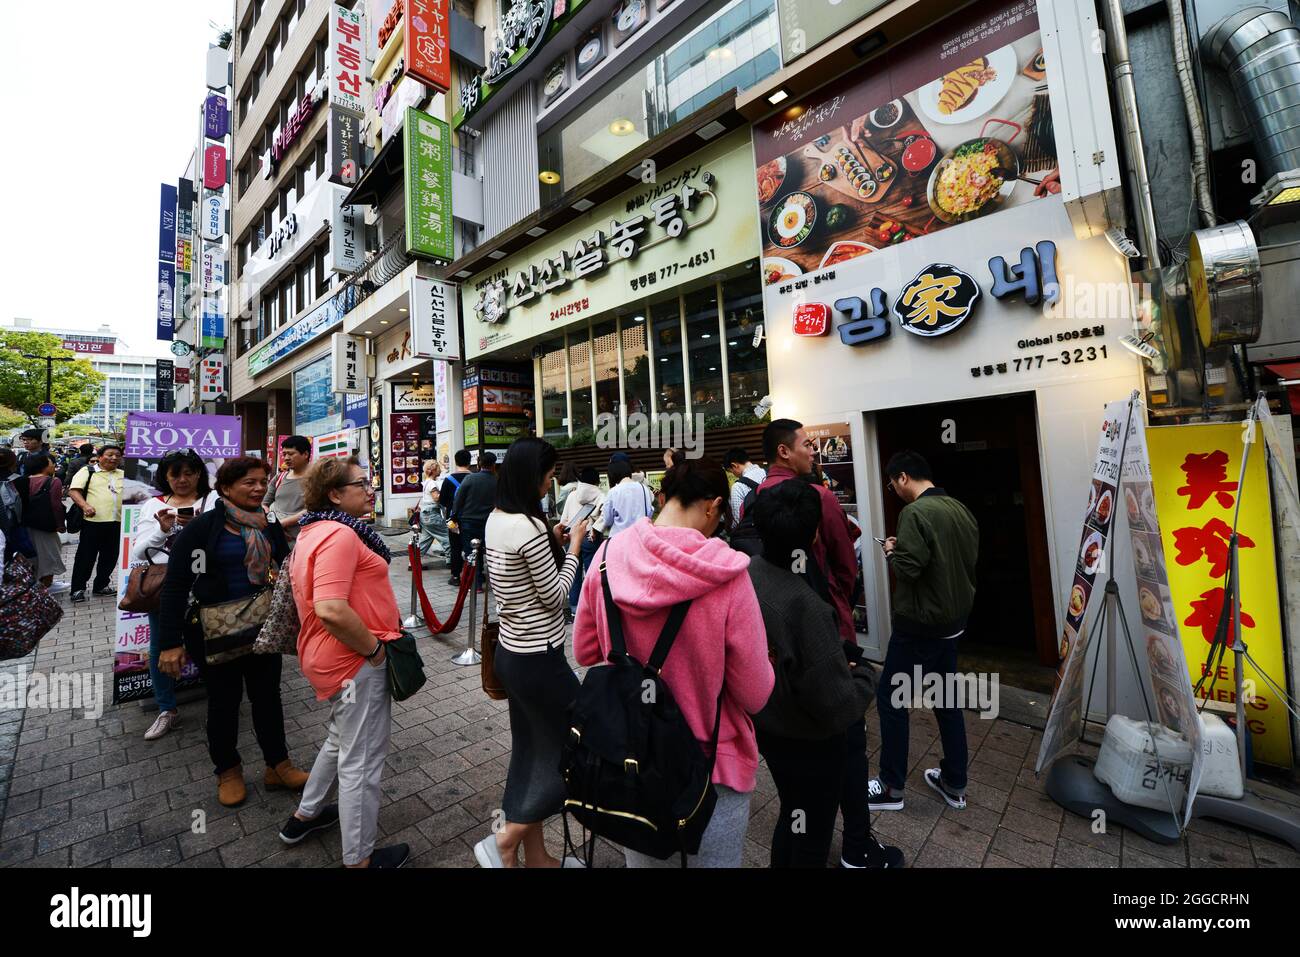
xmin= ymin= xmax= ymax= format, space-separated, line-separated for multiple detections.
xmin=278 ymin=457 xmax=408 ymax=868
xmin=130 ymin=450 xmax=219 ymax=741
xmin=156 ymin=456 xmax=308 ymax=807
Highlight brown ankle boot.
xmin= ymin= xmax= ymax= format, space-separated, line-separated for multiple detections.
xmin=217 ymin=766 xmax=247 ymax=807
xmin=265 ymin=759 xmax=310 ymax=791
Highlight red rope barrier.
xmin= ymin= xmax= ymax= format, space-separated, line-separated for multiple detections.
xmin=408 ymin=543 xmax=475 ymax=634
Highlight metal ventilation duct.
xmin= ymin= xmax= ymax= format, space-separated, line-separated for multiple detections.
xmin=1203 ymin=6 xmax=1300 ymax=178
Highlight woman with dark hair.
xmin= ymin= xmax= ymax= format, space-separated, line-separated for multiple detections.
xmin=14 ymin=452 xmax=66 ymax=590
xmin=473 ymin=437 xmax=589 ymax=869
xmin=574 ymin=457 xmax=773 ymax=867
xmin=156 ymin=456 xmax=308 ymax=806
xmin=130 ymin=450 xmax=219 ymax=741
xmin=559 ymin=465 xmax=604 ymax=620
xmin=555 ymin=461 xmax=581 ymax=517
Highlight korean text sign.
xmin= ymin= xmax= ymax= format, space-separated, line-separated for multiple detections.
xmin=1147 ymin=423 xmax=1292 ymax=767
xmin=404 ymin=107 xmax=453 ymax=262
xmin=405 ymin=0 xmax=450 ymax=92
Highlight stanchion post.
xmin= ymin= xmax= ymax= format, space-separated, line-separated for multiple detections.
xmin=403 ymin=522 xmax=422 ymax=629
xmin=452 ymin=539 xmax=482 ymax=666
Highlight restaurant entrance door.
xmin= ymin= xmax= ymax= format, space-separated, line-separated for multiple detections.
xmin=875 ymin=392 xmax=1058 ymax=691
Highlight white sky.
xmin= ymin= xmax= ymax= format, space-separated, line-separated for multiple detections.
xmin=0 ymin=1 xmax=235 ymax=358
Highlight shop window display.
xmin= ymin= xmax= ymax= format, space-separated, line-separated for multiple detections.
xmin=684 ymin=286 xmax=725 ymax=418
xmin=723 ymin=270 xmax=767 ymax=412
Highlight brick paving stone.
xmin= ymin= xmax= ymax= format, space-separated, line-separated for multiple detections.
xmin=982 ymin=852 xmax=1026 ymax=867
xmin=1122 ymin=845 xmax=1186 ymax=868
xmin=2 ymin=801 xmax=71 ymax=841
xmin=414 ymin=804 xmax=479 ymax=846
xmin=1184 ymin=814 xmax=1254 ymax=849
xmin=40 ymin=771 xmax=105 ymax=806
xmin=990 ymin=827 xmax=1055 ymax=867
xmin=1057 ymin=809 xmax=1123 ymax=856
xmin=70 ymin=826 xmax=143 ymax=867
xmin=35 ymin=810 xmax=107 ymax=855
xmin=1248 ymin=834 xmax=1300 ymax=868
xmin=916 ymin=840 xmax=982 ymax=868
xmin=176 ymin=815 xmax=247 ymax=859
xmin=0 ymin=834 xmax=36 ymax=867
xmin=999 ymin=804 xmax=1061 ymax=845
xmin=113 ymin=838 xmax=183 ymax=868
xmin=1053 ymin=837 xmax=1118 ymax=868
xmin=1007 ymin=784 xmax=1064 ymax=822
xmin=944 ymin=802 xmax=1001 ymax=836
xmin=1186 ymin=833 xmax=1255 ymax=868
xmin=1122 ymin=829 xmax=1187 ymax=865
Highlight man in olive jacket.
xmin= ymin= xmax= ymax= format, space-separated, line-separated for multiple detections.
xmin=869 ymin=450 xmax=978 ymax=814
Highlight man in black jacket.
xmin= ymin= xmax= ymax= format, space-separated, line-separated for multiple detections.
xmin=449 ymin=450 xmax=496 ymax=585
xmin=440 ymin=449 xmax=473 ymax=584
xmin=749 ymin=480 xmax=904 ymax=869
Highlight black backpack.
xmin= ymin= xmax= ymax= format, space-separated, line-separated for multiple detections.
xmin=561 ymin=541 xmax=720 ymax=867
xmin=18 ymin=476 xmax=57 ymax=533
xmin=728 ymin=478 xmax=763 ymax=556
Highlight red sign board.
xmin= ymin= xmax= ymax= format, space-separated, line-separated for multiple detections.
xmin=405 ymin=0 xmax=450 ymax=93
xmin=61 ymin=338 xmax=115 ymax=355
xmin=174 ymin=366 xmax=190 ymax=384
xmin=204 ymin=145 xmax=228 ymax=190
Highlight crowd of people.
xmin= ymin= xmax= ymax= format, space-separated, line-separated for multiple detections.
xmin=1 ymin=418 xmax=980 ymax=870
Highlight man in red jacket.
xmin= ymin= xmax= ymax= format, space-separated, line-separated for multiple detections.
xmin=754 ymin=419 xmax=859 ymax=642
xmin=752 ymin=420 xmax=895 ymax=867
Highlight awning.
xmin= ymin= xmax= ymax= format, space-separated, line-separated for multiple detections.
xmin=343 ymin=126 xmax=404 ymax=209
xmin=1265 ymin=362 xmax=1300 ymax=414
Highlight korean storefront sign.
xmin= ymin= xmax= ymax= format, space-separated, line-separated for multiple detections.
xmin=176 ymin=205 xmax=194 ymax=272
xmin=343 ymin=392 xmax=369 ymax=429
xmin=273 ymin=88 xmax=321 ymax=165
xmin=247 ymin=285 xmax=357 ymax=377
xmin=404 ymin=0 xmax=450 ymax=93
xmin=204 ymin=93 xmax=230 ymax=140
xmin=462 ymin=129 xmax=760 ymax=358
xmin=314 ymin=429 xmax=353 ymax=459
xmin=410 ymin=276 xmax=459 ymax=360
xmin=331 ymin=189 xmax=364 ymax=273
xmin=156 ymin=262 xmax=175 ymax=341
xmin=1147 ymin=423 xmax=1293 ymax=768
xmin=200 ymin=243 xmax=225 ymax=294
xmin=202 ymin=193 xmax=225 ymax=242
xmin=155 ymin=360 xmax=175 ymax=413
xmin=158 ymin=184 xmax=177 ymax=263
xmin=331 ymin=333 xmax=366 ymax=394
xmin=202 ymin=293 xmax=225 ymax=346
xmin=330 ymin=3 xmax=366 ymax=185
xmin=404 ymin=107 xmax=453 ymax=262
xmin=393 ymin=380 xmax=436 ymax=411
xmin=204 ymin=144 xmax=227 ymax=190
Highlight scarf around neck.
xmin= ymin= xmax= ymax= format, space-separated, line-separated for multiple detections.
xmin=222 ymin=499 xmax=274 ymax=586
xmin=299 ymin=510 xmax=392 ymax=564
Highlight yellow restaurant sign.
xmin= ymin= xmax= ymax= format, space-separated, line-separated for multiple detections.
xmin=1147 ymin=423 xmax=1292 ymax=768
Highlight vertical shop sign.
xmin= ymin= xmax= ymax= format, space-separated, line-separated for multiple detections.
xmin=410 ymin=276 xmax=459 ymax=360
xmin=1147 ymin=423 xmax=1292 ymax=768
xmin=202 ymin=193 xmax=225 ymax=242
xmin=204 ymin=93 xmax=230 ymax=140
xmin=404 ymin=107 xmax=453 ymax=261
xmin=204 ymin=144 xmax=228 ymax=190
xmin=200 ymin=358 xmax=225 ymax=400
xmin=331 ymin=333 xmax=366 ymax=394
xmin=157 ymin=262 xmax=175 ymax=341
xmin=158 ymin=184 xmax=177 ymax=263
xmin=329 ymin=3 xmax=366 ymax=185
xmin=331 ymin=190 xmax=365 ymax=273
xmin=404 ymin=0 xmax=450 ymax=92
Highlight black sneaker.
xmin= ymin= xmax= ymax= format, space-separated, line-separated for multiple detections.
xmin=279 ymin=804 xmax=339 ymax=845
xmin=70 ymin=590 xmax=87 ymax=603
xmin=867 ymin=777 xmax=904 ymax=811
xmin=92 ymin=586 xmax=116 ymax=597
xmin=843 ymin=836 xmax=906 ymax=869
xmin=448 ymin=576 xmax=461 ymax=587
xmin=368 ymin=843 xmax=411 ymax=868
xmin=923 ymin=768 xmax=967 ymax=810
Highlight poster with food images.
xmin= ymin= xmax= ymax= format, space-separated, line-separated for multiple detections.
xmin=1119 ymin=409 xmax=1203 ymax=823
xmin=389 ymin=412 xmax=436 ymax=496
xmin=752 ymin=0 xmax=1056 ymax=287
xmin=1146 ymin=422 xmax=1292 ymax=769
xmin=1038 ymin=398 xmax=1132 ymax=773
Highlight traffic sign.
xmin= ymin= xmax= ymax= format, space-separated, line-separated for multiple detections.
xmin=170 ymin=340 xmax=192 ymax=357
xmin=37 ymin=402 xmax=56 ymax=417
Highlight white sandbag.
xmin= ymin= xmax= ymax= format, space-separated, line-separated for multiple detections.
xmin=1196 ymin=711 xmax=1244 ymax=800
xmin=1094 ymin=714 xmax=1194 ymax=811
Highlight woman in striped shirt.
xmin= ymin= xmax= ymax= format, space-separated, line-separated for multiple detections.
xmin=474 ymin=437 xmax=590 ymax=869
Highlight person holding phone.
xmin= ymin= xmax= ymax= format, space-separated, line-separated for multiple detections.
xmin=559 ymin=466 xmax=604 ymax=621
xmin=131 ymin=450 xmax=219 ymax=741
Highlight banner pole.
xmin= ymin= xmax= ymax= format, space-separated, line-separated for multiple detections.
xmin=452 ymin=540 xmax=482 ymax=666
xmin=403 ymin=521 xmax=421 ymax=630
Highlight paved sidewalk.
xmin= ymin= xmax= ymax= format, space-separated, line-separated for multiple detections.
xmin=1 ymin=538 xmax=1298 ymax=869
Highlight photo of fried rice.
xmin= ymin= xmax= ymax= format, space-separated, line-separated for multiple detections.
xmin=935 ymin=143 xmax=1005 ymax=216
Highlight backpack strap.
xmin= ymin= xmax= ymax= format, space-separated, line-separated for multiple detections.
xmin=597 ymin=540 xmax=691 ymax=669
xmin=737 ymin=475 xmax=760 ymax=492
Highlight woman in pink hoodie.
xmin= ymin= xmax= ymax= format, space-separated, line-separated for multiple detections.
xmin=574 ymin=457 xmax=774 ymax=868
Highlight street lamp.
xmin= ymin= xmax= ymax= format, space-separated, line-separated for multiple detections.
xmin=20 ymin=353 xmax=76 ymax=404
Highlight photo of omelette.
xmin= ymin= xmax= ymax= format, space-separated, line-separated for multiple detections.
xmin=938 ymin=57 xmax=998 ymax=115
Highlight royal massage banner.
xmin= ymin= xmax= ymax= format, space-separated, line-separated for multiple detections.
xmin=1147 ymin=422 xmax=1293 ymax=768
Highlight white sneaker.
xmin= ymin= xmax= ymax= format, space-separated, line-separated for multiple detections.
xmin=474 ymin=834 xmax=507 ymax=868
xmin=47 ymin=582 xmax=70 ymax=594
xmin=143 ymin=710 xmax=180 ymax=741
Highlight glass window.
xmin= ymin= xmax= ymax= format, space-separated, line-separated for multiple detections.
xmin=568 ymin=328 xmax=593 ymax=434
xmin=314 ymin=245 xmax=329 ymax=299
xmin=620 ymin=311 xmax=651 ymax=420
xmin=683 ymin=286 xmax=724 ymax=419
xmin=538 ymin=337 xmax=567 ymax=438
xmin=723 ymin=268 xmax=767 ymax=412
xmin=592 ymin=320 xmax=620 ymax=424
xmin=652 ymin=297 xmax=685 ymax=416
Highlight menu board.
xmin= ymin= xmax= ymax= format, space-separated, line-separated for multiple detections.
xmin=388 ymin=411 xmax=436 ymax=495
xmin=753 ymin=0 xmax=1053 ymax=287
xmin=482 ymin=385 xmax=534 ymax=414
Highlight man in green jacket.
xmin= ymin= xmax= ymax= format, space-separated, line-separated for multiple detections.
xmin=868 ymin=450 xmax=979 ymax=813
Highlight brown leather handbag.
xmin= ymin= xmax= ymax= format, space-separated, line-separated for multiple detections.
xmin=119 ymin=548 xmax=168 ymax=613
xmin=480 ymin=618 xmax=507 ymax=700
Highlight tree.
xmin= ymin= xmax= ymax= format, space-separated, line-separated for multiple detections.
xmin=0 ymin=333 xmax=104 ymax=424
xmin=0 ymin=406 xmax=27 ymax=431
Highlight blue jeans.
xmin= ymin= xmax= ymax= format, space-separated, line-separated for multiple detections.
xmin=568 ymin=537 xmax=599 ymax=611
xmin=875 ymin=629 xmax=967 ymax=792
xmin=147 ymin=611 xmax=177 ymax=713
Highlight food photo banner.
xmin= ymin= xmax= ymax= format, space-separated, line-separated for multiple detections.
xmin=753 ymin=0 xmax=1050 ymax=284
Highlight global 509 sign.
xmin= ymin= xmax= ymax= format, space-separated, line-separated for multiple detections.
xmin=790 ymin=239 xmax=1059 ymax=344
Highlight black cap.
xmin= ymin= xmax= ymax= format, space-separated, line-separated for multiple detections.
xmin=19 ymin=429 xmax=44 ymax=440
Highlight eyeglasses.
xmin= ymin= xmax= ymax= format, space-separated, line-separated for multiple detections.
xmin=339 ymin=479 xmax=369 ymax=490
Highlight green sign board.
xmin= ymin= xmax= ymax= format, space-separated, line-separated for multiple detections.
xmin=404 ymin=107 xmax=453 ymax=263
xmin=463 ymin=417 xmax=481 ymax=446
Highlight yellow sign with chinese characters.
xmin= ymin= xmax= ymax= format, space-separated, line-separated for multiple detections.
xmin=1147 ymin=423 xmax=1292 ymax=768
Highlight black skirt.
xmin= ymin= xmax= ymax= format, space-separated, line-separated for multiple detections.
xmin=493 ymin=642 xmax=580 ymax=823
